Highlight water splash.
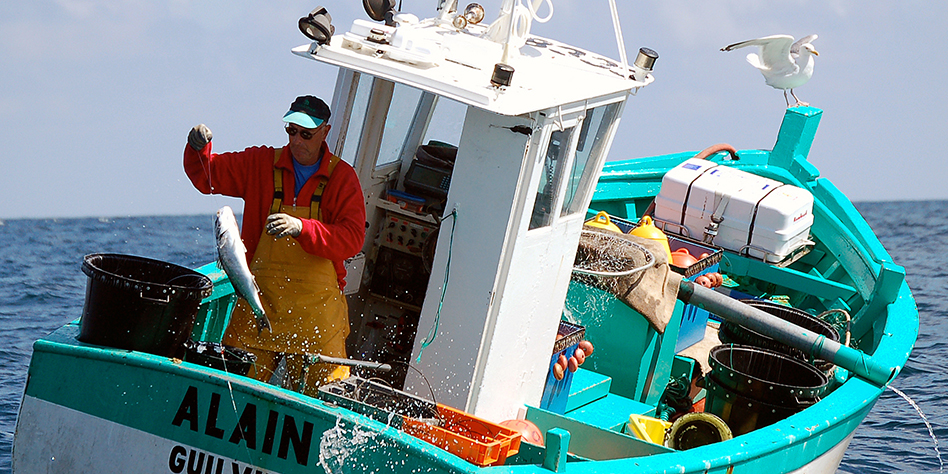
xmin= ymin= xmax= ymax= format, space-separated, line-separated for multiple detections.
xmin=890 ymin=386 xmax=943 ymax=473
xmin=318 ymin=416 xmax=380 ymax=474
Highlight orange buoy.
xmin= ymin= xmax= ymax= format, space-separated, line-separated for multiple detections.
xmin=500 ymin=419 xmax=544 ymax=446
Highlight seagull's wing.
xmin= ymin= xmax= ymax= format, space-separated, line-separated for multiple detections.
xmin=790 ymin=34 xmax=818 ymax=56
xmin=755 ymin=36 xmax=796 ymax=73
xmin=721 ymin=34 xmax=794 ymax=53
xmin=722 ymin=35 xmax=795 ymax=72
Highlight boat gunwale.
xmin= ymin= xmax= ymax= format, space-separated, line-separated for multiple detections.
xmin=22 ymin=322 xmax=486 ymax=473
xmin=20 ymin=273 xmax=916 ymax=472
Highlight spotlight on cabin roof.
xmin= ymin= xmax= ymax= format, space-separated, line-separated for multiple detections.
xmin=299 ymin=6 xmax=334 ymax=44
xmin=363 ymin=0 xmax=397 ymax=24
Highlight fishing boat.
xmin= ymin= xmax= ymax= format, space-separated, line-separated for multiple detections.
xmin=13 ymin=1 xmax=917 ymax=472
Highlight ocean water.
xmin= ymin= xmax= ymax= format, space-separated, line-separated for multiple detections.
xmin=0 ymin=202 xmax=946 ymax=473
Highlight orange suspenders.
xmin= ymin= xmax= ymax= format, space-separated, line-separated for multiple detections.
xmin=269 ymin=148 xmax=341 ymax=220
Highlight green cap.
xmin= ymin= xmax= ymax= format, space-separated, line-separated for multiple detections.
xmin=283 ymin=95 xmax=331 ymax=128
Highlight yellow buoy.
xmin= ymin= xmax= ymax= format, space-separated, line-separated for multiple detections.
xmin=628 ymin=216 xmax=673 ymax=262
xmin=584 ymin=211 xmax=622 ymax=233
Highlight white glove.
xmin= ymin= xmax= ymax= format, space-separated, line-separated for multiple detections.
xmin=266 ymin=213 xmax=303 ymax=238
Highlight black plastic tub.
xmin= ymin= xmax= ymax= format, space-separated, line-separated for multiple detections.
xmin=79 ymin=253 xmax=212 ymax=358
xmin=703 ymin=344 xmax=830 ymax=436
xmin=184 ymin=340 xmax=257 ymax=376
xmin=718 ymin=299 xmax=839 ymax=372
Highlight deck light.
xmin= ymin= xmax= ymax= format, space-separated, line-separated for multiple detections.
xmin=631 ymin=47 xmax=658 ymax=81
xmin=491 ymin=63 xmax=514 ymax=87
xmin=451 ymin=3 xmax=484 ymax=29
xmin=299 ymin=6 xmax=334 ymax=45
xmin=463 ymin=4 xmax=485 ymax=24
xmin=363 ymin=0 xmax=397 ymax=24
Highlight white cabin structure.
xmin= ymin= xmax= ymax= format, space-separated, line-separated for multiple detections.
xmin=297 ymin=6 xmax=653 ymax=421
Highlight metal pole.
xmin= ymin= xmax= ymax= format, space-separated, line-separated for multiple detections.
xmin=678 ymin=280 xmax=895 ymax=386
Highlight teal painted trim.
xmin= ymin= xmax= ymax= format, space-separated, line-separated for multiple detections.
xmin=24 ymin=325 xmax=481 ymax=474
xmin=563 ymin=393 xmax=654 ymax=431
xmin=874 ymin=282 xmax=919 ymax=379
xmin=195 ymin=261 xmax=232 ymax=295
xmin=526 ymin=406 xmax=672 ymax=461
xmin=670 ymin=356 xmax=696 ymax=385
xmin=809 ymin=198 xmax=879 ymax=299
xmin=192 ymin=261 xmax=237 ymax=342
xmin=853 ymin=261 xmax=907 ymax=340
xmin=719 ymin=253 xmax=858 ymax=301
xmin=771 ymin=106 xmax=822 ymax=171
xmin=542 ymin=428 xmax=569 ymax=472
xmin=593 ymin=280 xmax=915 ymax=473
xmin=809 ymin=178 xmax=896 ymax=265
xmin=19 ymin=277 xmax=919 ymax=474
xmin=565 ymin=369 xmax=611 ymax=412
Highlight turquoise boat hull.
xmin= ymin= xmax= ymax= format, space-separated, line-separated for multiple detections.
xmin=13 ymin=108 xmax=918 ymax=473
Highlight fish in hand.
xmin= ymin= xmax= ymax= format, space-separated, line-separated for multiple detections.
xmin=214 ymin=206 xmax=271 ymax=334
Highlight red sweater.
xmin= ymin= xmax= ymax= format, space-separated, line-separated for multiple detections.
xmin=184 ymin=141 xmax=365 ymax=290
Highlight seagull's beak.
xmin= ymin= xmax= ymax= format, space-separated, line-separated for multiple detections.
xmin=812 ymin=49 xmax=820 ymax=56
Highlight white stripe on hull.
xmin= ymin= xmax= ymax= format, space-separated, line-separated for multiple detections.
xmin=787 ymin=432 xmax=854 ymax=474
xmin=14 ymin=396 xmax=276 ymax=474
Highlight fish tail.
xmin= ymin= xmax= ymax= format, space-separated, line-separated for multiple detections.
xmin=256 ymin=314 xmax=272 ymax=334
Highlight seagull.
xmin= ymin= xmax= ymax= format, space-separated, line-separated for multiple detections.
xmin=721 ymin=34 xmax=819 ymax=107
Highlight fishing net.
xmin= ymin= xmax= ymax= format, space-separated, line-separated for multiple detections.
xmin=573 ymin=229 xmax=656 ymax=282
xmin=572 ymin=228 xmax=681 ymax=333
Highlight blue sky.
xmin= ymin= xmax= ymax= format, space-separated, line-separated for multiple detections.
xmin=1 ymin=1 xmax=945 ymax=219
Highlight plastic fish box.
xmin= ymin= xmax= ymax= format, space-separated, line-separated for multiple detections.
xmin=653 ymin=158 xmax=814 ymax=263
xmin=667 ymin=235 xmax=720 ymax=352
xmin=402 ymin=403 xmax=521 ymax=466
xmin=316 ymin=376 xmax=439 ymax=428
xmin=540 ymin=321 xmax=585 ymax=414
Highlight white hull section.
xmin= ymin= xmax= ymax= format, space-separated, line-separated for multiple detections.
xmin=14 ymin=396 xmax=275 ymax=474
xmin=787 ymin=432 xmax=854 ymax=474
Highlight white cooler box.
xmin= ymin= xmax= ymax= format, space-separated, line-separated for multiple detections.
xmin=653 ymin=158 xmax=814 ymax=263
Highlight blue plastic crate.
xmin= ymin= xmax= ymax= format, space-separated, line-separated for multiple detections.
xmin=540 ymin=321 xmax=585 ymax=414
xmin=667 ymin=235 xmax=721 ymax=352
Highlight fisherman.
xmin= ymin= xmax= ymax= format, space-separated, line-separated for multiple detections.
xmin=184 ymin=96 xmax=366 ymax=396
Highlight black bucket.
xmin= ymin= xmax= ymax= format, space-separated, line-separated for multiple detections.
xmin=718 ymin=300 xmax=839 ymax=373
xmin=184 ymin=340 xmax=257 ymax=376
xmin=703 ymin=344 xmax=829 ymax=436
xmin=79 ymin=253 xmax=213 ymax=358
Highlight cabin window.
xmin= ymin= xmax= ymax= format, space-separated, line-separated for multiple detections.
xmin=560 ymin=102 xmax=621 ymax=216
xmin=529 ymin=126 xmax=574 ymax=229
xmin=376 ymin=84 xmax=424 ymax=168
xmin=421 ymin=96 xmax=465 ymax=149
xmin=337 ymin=73 xmax=373 ymax=166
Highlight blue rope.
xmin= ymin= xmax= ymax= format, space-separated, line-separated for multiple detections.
xmin=416 ymin=208 xmax=457 ymax=362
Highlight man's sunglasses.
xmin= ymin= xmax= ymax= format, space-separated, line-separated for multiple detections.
xmin=285 ymin=124 xmax=321 ymax=140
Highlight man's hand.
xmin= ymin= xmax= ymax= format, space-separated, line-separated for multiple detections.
xmin=266 ymin=213 xmax=303 ymax=238
xmin=188 ymin=124 xmax=213 ymax=151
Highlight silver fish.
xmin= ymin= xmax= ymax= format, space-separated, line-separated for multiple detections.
xmin=214 ymin=206 xmax=271 ymax=333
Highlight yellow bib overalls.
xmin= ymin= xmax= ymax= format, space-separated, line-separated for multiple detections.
xmin=223 ymin=150 xmax=350 ymax=396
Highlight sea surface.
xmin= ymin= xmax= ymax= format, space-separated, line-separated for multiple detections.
xmin=1 ymin=202 xmax=946 ymax=473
